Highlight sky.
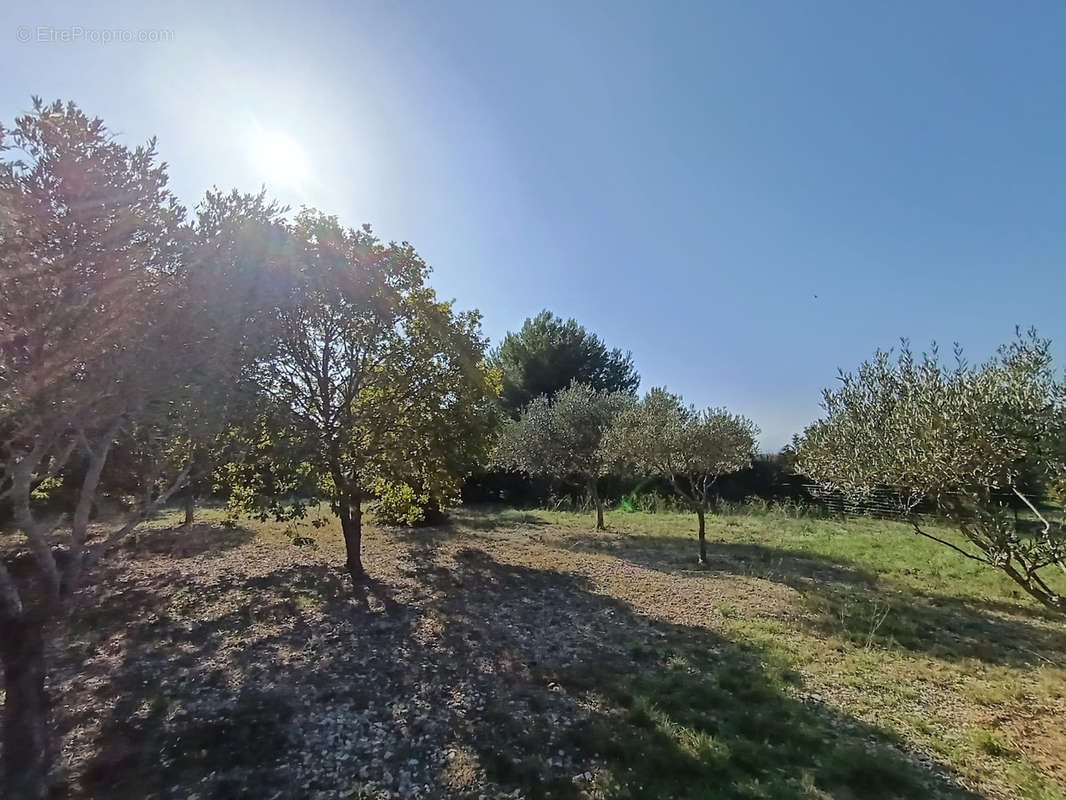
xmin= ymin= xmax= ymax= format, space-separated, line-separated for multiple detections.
xmin=2 ymin=0 xmax=1064 ymax=448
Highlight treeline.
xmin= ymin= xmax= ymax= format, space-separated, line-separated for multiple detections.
xmin=465 ymin=451 xmax=807 ymax=510
xmin=471 ymin=310 xmax=805 ymax=516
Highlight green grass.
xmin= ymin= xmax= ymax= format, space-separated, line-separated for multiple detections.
xmin=556 ymin=634 xmax=943 ymax=799
xmin=449 ymin=505 xmax=1066 ymax=799
xmin=467 ymin=504 xmax=1066 ymax=609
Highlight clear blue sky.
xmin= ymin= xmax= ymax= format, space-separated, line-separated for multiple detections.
xmin=3 ymin=0 xmax=1064 ymax=448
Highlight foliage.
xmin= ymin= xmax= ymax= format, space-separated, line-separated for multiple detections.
xmin=607 ymin=387 xmax=758 ymax=560
xmin=0 ymin=98 xmax=206 ymax=798
xmin=0 ymin=97 xmax=197 ymax=594
xmin=372 ymin=479 xmax=432 ymax=526
xmin=495 ymin=382 xmax=633 ymax=528
xmin=488 ymin=310 xmax=639 ymax=415
xmin=609 ymin=388 xmax=759 ymax=502
xmin=795 ymin=330 xmax=1066 ymax=611
xmin=223 ymin=210 xmax=499 ymax=576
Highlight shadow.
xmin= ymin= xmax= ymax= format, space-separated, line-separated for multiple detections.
xmin=48 ymin=521 xmax=990 ymax=799
xmin=561 ymin=529 xmax=1066 ymax=668
xmin=443 ymin=504 xmax=549 ymax=532
xmin=121 ymin=522 xmax=256 ymax=560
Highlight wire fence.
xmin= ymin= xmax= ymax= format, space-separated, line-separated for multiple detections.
xmin=802 ymin=484 xmax=916 ymax=520
xmin=802 ymin=484 xmax=1061 ymax=526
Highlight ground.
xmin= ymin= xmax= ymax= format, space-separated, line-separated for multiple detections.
xmin=36 ymin=506 xmax=1066 ymax=798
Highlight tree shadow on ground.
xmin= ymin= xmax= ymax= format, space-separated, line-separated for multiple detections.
xmin=559 ymin=528 xmax=1066 ymax=668
xmin=55 ymin=522 xmax=986 ymax=799
xmin=120 ymin=522 xmax=256 ymax=559
xmin=443 ymin=505 xmax=549 ymax=532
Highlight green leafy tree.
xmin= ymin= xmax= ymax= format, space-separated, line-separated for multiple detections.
xmin=230 ymin=211 xmax=499 ymax=580
xmin=489 ymin=310 xmax=640 ymax=415
xmin=0 ymin=99 xmax=198 ymax=799
xmin=167 ymin=188 xmax=296 ymax=524
xmin=608 ymin=388 xmax=759 ymax=564
xmin=795 ymin=331 xmax=1066 ymax=612
xmin=495 ymin=382 xmax=633 ymax=529
xmin=99 ymin=189 xmax=295 ymax=528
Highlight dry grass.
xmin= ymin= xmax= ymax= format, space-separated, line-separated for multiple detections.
xmin=27 ymin=504 xmax=1066 ymax=798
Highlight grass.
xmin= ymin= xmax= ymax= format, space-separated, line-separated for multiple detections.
xmin=449 ymin=505 xmax=1066 ymax=799
xmin=26 ymin=503 xmax=1066 ymax=798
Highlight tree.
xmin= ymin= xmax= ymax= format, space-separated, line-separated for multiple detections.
xmin=0 ymin=100 xmax=196 ymax=798
xmin=97 ymin=189 xmax=294 ymax=531
xmin=165 ymin=188 xmax=296 ymax=525
xmin=232 ymin=210 xmax=498 ymax=580
xmin=795 ymin=331 xmax=1066 ymax=612
xmin=495 ymin=382 xmax=633 ymax=529
xmin=607 ymin=388 xmax=759 ymax=564
xmin=489 ymin=310 xmax=640 ymax=415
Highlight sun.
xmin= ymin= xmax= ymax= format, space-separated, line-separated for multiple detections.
xmin=248 ymin=128 xmax=311 ymax=188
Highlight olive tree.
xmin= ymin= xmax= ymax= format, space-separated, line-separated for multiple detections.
xmin=495 ymin=382 xmax=633 ymax=529
xmin=796 ymin=331 xmax=1066 ymax=612
xmin=607 ymin=388 xmax=759 ymax=564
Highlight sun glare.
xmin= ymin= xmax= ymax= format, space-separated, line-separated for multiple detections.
xmin=248 ymin=128 xmax=311 ymax=188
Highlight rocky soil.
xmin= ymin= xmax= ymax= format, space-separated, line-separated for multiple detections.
xmin=30 ymin=510 xmax=1056 ymax=799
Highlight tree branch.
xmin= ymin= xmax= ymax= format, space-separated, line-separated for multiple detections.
xmin=9 ymin=451 xmax=63 ymax=603
xmin=1013 ymin=487 xmax=1051 ymax=538
xmin=62 ymin=415 xmax=123 ymax=600
xmin=912 ymin=520 xmax=991 ymax=564
xmin=1011 ymin=487 xmax=1066 ymax=578
xmin=106 ymin=457 xmax=196 ymax=545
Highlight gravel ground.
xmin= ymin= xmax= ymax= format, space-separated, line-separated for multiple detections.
xmin=33 ymin=511 xmax=1053 ymax=799
xmin=54 ymin=518 xmax=750 ymax=799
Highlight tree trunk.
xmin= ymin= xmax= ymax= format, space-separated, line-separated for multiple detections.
xmin=590 ymin=480 xmax=605 ymax=530
xmin=696 ymin=509 xmax=708 ymax=566
xmin=999 ymin=559 xmax=1065 ymax=613
xmin=339 ymin=492 xmax=364 ymax=582
xmin=183 ymin=492 xmax=196 ymax=526
xmin=1 ymin=618 xmax=50 ymax=800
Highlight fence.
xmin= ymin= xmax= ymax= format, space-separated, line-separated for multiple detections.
xmin=803 ymin=484 xmax=917 ymax=520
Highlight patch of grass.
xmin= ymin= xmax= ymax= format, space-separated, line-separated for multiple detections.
xmin=820 ymin=742 xmax=927 ymax=797
xmin=525 ymin=507 xmax=1065 ymax=608
xmin=556 ymin=638 xmax=956 ymax=799
xmin=491 ymin=506 xmax=1066 ymax=799
xmin=969 ymin=729 xmax=1016 ymax=759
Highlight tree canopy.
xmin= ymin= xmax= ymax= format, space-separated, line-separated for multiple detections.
xmin=495 ymin=382 xmax=633 ymax=529
xmin=796 ymin=331 xmax=1066 ymax=611
xmin=608 ymin=388 xmax=759 ymax=562
xmin=225 ymin=211 xmax=500 ymax=579
xmin=489 ymin=310 xmax=640 ymax=415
